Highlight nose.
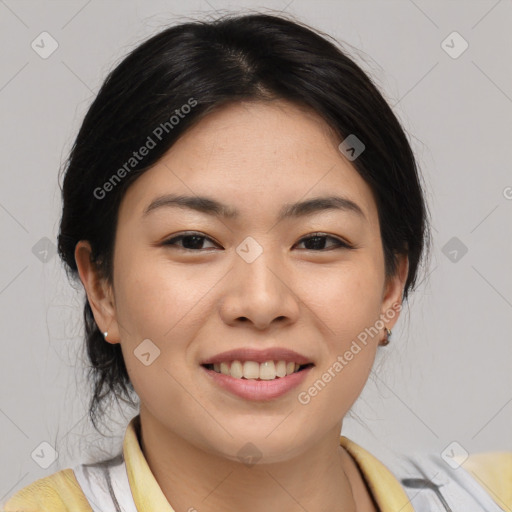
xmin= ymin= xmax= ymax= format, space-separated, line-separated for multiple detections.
xmin=219 ymin=245 xmax=300 ymax=331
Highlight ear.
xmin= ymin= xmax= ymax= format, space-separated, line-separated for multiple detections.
xmin=380 ymin=253 xmax=409 ymax=331
xmin=74 ymin=240 xmax=120 ymax=344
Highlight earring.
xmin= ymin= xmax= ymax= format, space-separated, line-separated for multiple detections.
xmin=103 ymin=331 xmax=108 ymax=340
xmin=381 ymin=327 xmax=392 ymax=346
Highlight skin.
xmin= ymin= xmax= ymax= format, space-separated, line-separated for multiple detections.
xmin=76 ymin=99 xmax=408 ymax=512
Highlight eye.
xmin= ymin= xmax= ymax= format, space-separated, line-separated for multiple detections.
xmin=294 ymin=233 xmax=353 ymax=251
xmin=162 ymin=232 xmax=220 ymax=251
xmin=162 ymin=231 xmax=353 ymax=252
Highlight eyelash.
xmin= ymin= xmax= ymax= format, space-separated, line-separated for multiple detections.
xmin=162 ymin=231 xmax=354 ymax=252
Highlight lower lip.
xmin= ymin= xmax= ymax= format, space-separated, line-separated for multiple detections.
xmin=201 ymin=365 xmax=313 ymax=401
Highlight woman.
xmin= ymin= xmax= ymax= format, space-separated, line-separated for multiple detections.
xmin=4 ymin=12 xmax=510 ymax=512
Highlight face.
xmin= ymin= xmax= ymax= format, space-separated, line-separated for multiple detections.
xmin=79 ymin=99 xmax=406 ymax=464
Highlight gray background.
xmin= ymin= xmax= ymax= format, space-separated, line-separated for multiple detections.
xmin=1 ymin=0 xmax=511 ymax=502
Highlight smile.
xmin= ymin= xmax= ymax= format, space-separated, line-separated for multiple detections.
xmin=201 ymin=362 xmax=314 ymax=401
xmin=202 ymin=360 xmax=314 ymax=381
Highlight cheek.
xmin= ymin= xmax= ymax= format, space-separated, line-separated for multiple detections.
xmin=113 ymin=247 xmax=211 ymax=341
xmin=296 ymin=258 xmax=383 ymax=411
xmin=302 ymin=256 xmax=384 ymax=339
xmin=113 ymin=253 xmax=202 ymax=419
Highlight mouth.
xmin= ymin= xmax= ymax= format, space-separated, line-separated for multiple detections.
xmin=200 ymin=360 xmax=315 ymax=401
xmin=201 ymin=361 xmax=315 ymax=381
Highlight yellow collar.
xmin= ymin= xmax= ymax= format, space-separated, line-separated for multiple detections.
xmin=339 ymin=435 xmax=414 ymax=511
xmin=123 ymin=415 xmax=414 ymax=512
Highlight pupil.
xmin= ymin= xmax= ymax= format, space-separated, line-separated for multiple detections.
xmin=183 ymin=235 xmax=203 ymax=249
xmin=305 ymin=236 xmax=325 ymax=250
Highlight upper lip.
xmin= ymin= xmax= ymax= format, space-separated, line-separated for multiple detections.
xmin=201 ymin=347 xmax=313 ymax=365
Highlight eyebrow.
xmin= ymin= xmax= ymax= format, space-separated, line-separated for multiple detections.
xmin=142 ymin=193 xmax=366 ymax=222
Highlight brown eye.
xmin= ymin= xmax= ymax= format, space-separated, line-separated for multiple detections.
xmin=295 ymin=234 xmax=353 ymax=251
xmin=163 ymin=232 xmax=220 ymax=251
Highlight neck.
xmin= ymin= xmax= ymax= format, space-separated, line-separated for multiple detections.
xmin=136 ymin=410 xmax=376 ymax=512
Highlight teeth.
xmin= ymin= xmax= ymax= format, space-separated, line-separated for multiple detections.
xmin=230 ymin=360 xmax=243 ymax=379
xmin=210 ymin=360 xmax=305 ymax=380
xmin=243 ymin=361 xmax=260 ymax=379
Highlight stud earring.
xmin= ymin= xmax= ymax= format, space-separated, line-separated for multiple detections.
xmin=103 ymin=331 xmax=108 ymax=340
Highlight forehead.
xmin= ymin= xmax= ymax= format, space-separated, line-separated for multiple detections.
xmin=118 ymin=100 xmax=379 ymax=227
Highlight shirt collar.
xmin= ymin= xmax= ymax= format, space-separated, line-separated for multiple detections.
xmin=339 ymin=435 xmax=414 ymax=512
xmin=123 ymin=415 xmax=414 ymax=512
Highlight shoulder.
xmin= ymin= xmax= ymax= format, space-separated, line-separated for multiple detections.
xmin=387 ymin=448 xmax=512 ymax=512
xmin=341 ymin=436 xmax=511 ymax=512
xmin=461 ymin=451 xmax=512 ymax=510
xmin=2 ymin=468 xmax=92 ymax=512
